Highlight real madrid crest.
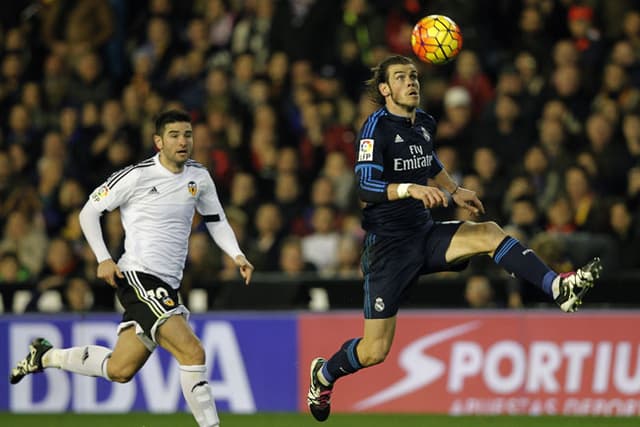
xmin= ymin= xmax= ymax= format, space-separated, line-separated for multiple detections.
xmin=187 ymin=181 xmax=197 ymax=196
xmin=419 ymin=126 xmax=431 ymax=142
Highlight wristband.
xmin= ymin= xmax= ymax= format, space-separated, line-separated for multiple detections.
xmin=397 ymin=183 xmax=412 ymax=199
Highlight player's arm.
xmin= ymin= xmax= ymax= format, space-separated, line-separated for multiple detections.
xmin=432 ymin=168 xmax=485 ymax=216
xmin=391 ymin=182 xmax=449 ymax=208
xmin=204 ymin=218 xmax=253 ymax=285
xmin=80 ymin=167 xmax=138 ymax=287
xmin=198 ymin=175 xmax=254 ymax=285
xmin=78 ymin=202 xmax=123 ymax=287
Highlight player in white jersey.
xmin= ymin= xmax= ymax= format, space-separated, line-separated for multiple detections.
xmin=10 ymin=110 xmax=253 ymax=427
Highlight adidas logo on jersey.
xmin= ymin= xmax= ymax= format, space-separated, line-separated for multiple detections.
xmin=149 ymin=186 xmax=159 ymax=194
xmin=394 ymin=134 xmax=404 ymax=143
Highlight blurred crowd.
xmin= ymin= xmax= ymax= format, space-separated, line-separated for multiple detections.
xmin=0 ymin=0 xmax=639 ymax=313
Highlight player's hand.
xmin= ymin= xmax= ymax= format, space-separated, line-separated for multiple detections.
xmin=235 ymin=255 xmax=254 ymax=286
xmin=408 ymin=184 xmax=449 ymax=209
xmin=452 ymin=187 xmax=485 ymax=216
xmin=97 ymin=259 xmax=124 ymax=288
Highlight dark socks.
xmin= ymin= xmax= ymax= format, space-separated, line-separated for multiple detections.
xmin=321 ymin=338 xmax=362 ymax=385
xmin=493 ymin=236 xmax=557 ymax=296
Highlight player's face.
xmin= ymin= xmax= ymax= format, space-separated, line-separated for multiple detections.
xmin=382 ymin=64 xmax=420 ymax=114
xmin=156 ymin=121 xmax=193 ymax=170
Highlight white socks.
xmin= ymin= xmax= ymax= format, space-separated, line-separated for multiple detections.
xmin=43 ymin=346 xmax=112 ymax=379
xmin=41 ymin=349 xmax=218 ymax=426
xmin=180 ymin=365 xmax=219 ymax=427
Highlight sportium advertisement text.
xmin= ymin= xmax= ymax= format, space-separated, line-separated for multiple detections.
xmin=299 ymin=312 xmax=640 ymax=416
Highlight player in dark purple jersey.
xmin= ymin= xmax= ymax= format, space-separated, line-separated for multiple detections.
xmin=307 ymin=55 xmax=602 ymax=422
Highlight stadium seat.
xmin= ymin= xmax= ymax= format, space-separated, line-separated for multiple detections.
xmin=37 ymin=290 xmax=63 ymax=312
xmin=12 ymin=290 xmax=33 ymax=313
xmin=188 ymin=289 xmax=208 ymax=313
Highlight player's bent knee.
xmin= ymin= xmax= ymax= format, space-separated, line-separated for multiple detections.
xmin=479 ymin=221 xmax=503 ymax=235
xmin=107 ymin=367 xmax=137 ymax=383
xmin=105 ymin=359 xmax=141 ymax=383
xmin=478 ymin=221 xmax=506 ymax=247
xmin=177 ymin=342 xmax=206 ymax=366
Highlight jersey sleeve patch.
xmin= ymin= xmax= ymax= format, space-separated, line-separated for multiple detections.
xmin=358 ymin=139 xmax=374 ymax=162
xmin=91 ymin=185 xmax=110 ymax=202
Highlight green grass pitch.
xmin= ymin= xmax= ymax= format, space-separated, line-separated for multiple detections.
xmin=0 ymin=413 xmax=638 ymax=427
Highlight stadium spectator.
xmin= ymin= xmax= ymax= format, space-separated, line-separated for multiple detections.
xmin=566 ymin=4 xmax=605 ymax=88
xmin=279 ymin=235 xmax=316 ymax=277
xmin=302 ymin=205 xmax=341 ymax=274
xmin=546 ymin=63 xmax=590 ymax=122
xmin=584 ymin=112 xmax=631 ymax=195
xmin=294 ymin=174 xmax=337 ymax=236
xmin=64 ymin=276 xmax=95 ymax=312
xmin=564 ymin=164 xmax=607 ymax=233
xmin=273 ymin=171 xmax=305 ymax=234
xmin=332 ymin=234 xmax=363 ymax=279
xmin=182 ymin=231 xmax=222 ymax=301
xmin=25 ymin=237 xmax=81 ymax=312
xmin=537 ymin=115 xmax=574 ymax=172
xmin=514 ymin=51 xmax=545 ymax=100
xmin=40 ymin=52 xmax=70 ymax=112
xmin=450 ymin=50 xmax=495 ymax=118
xmin=226 ymin=172 xmax=260 ymax=233
xmin=478 ymin=93 xmax=533 ymax=167
xmin=436 ymin=86 xmax=475 ymax=168
xmin=6 ymin=103 xmax=39 ymax=166
xmin=270 ymin=0 xmax=340 ymax=66
xmin=41 ymin=0 xmax=114 ymax=63
xmin=512 ymin=6 xmax=554 ymax=71
xmin=506 ymin=195 xmax=543 ymax=241
xmin=246 ymin=202 xmax=284 ymax=272
xmin=522 ymin=144 xmax=561 ymax=212
xmin=230 ymin=0 xmax=274 ymax=71
xmin=628 ymin=166 xmax=640 ymax=215
xmin=471 ymin=146 xmax=507 ymax=222
xmin=0 ymin=251 xmax=31 ymax=311
xmin=132 ymin=16 xmax=182 ymax=91
xmin=608 ymin=199 xmax=640 ymax=270
xmin=622 ymin=113 xmax=640 ymax=165
xmin=322 ymin=151 xmax=357 ymax=212
xmin=20 ymin=81 xmax=50 ymax=133
xmin=464 ymin=274 xmax=496 ymax=308
xmin=66 ymin=51 xmax=112 ymax=105
xmin=545 ymin=196 xmax=577 ymax=234
xmin=0 ymin=210 xmax=47 ymax=277
xmin=0 ymin=150 xmax=15 ymax=221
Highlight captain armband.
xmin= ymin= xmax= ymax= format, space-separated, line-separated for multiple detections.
xmin=203 ymin=214 xmax=221 ymax=222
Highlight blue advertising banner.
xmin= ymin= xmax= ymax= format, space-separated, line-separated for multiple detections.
xmin=0 ymin=313 xmax=298 ymax=413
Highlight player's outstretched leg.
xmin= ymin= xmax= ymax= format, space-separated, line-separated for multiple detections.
xmin=10 ymin=338 xmax=53 ymax=384
xmin=307 ymin=357 xmax=333 ymax=422
xmin=553 ymin=257 xmax=603 ymax=312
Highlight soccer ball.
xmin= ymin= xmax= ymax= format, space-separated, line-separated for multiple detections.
xmin=411 ymin=14 xmax=463 ymax=65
